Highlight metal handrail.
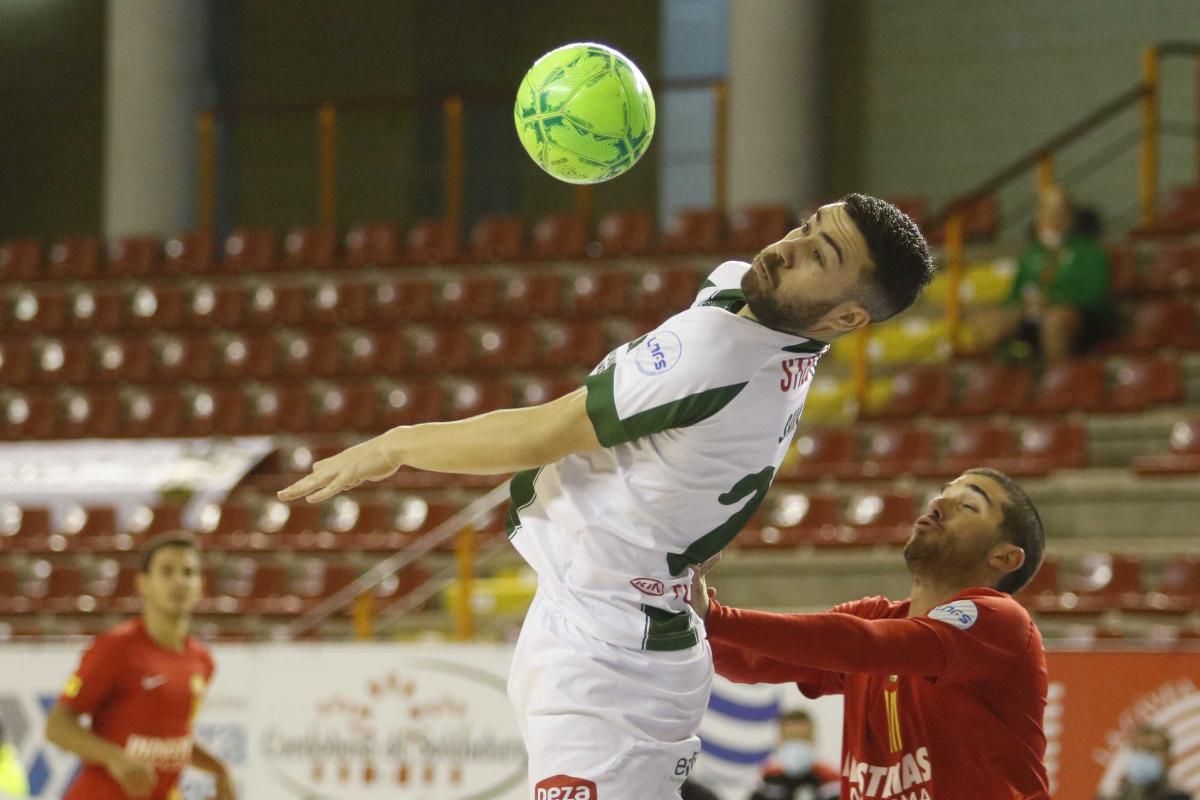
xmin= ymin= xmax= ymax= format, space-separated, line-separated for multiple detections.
xmin=279 ymin=480 xmax=511 ymax=640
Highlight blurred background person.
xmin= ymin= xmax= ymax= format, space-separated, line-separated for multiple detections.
xmin=682 ymin=776 xmax=722 ymax=800
xmin=1100 ymin=725 xmax=1192 ymax=800
xmin=0 ymin=714 xmax=29 ymax=800
xmin=972 ymin=184 xmax=1115 ymax=364
xmin=748 ymin=709 xmax=839 ymax=800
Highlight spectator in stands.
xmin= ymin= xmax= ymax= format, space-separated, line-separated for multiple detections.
xmin=748 ymin=708 xmax=839 ymax=800
xmin=0 ymin=713 xmax=29 ymax=799
xmin=1102 ymin=725 xmax=1191 ymax=800
xmin=973 ymin=184 xmax=1115 ymax=364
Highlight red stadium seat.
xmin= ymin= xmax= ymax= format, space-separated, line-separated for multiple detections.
xmin=187 ymin=284 xmax=245 ymax=328
xmin=47 ymin=236 xmax=102 ymax=279
xmin=163 ymin=231 xmax=216 ymax=275
xmin=1141 ymin=556 xmax=1200 ymax=613
xmin=884 ymin=196 xmax=930 ymax=233
xmin=311 ymin=381 xmax=376 ymax=432
xmin=369 ymin=278 xmax=437 ymax=324
xmin=0 ymin=505 xmax=51 ymax=554
xmin=566 ymin=271 xmax=631 ymax=316
xmin=778 ymin=428 xmax=860 ymax=482
xmin=277 ymin=331 xmax=340 ymax=378
xmin=1029 ymin=360 xmax=1106 ymax=415
xmin=436 ymin=275 xmax=500 ymax=320
xmin=345 ymin=221 xmax=403 ymax=267
xmin=469 ymin=322 xmax=539 ymax=371
xmin=378 ymin=380 xmax=446 ymax=427
xmin=223 ymin=227 xmax=278 ymax=272
xmin=630 ymin=268 xmax=701 ymax=317
xmin=530 ymin=213 xmax=587 ymax=260
xmin=68 ymin=289 xmax=124 ymax=333
xmin=727 ymin=205 xmax=792 ymax=253
xmin=58 ymin=389 xmax=121 ymax=439
xmin=1015 ymin=555 xmax=1060 ymax=613
xmin=858 ymin=427 xmax=934 ymax=479
xmin=659 ymin=208 xmax=724 ymax=254
xmin=283 ymin=225 xmax=337 ymax=269
xmin=118 ymin=388 xmax=183 ymax=438
xmin=0 ymin=239 xmax=43 ymax=280
xmin=1106 ymin=244 xmax=1138 ymax=295
xmin=33 ymin=338 xmax=90 ymax=385
xmin=244 ymin=283 xmax=306 ymax=327
xmin=404 ymin=325 xmax=470 ymax=373
xmin=407 ymin=218 xmax=460 ymax=264
xmin=1132 ymin=419 xmax=1200 ymax=475
xmin=864 ymin=365 xmax=951 ymax=420
xmin=38 ymin=564 xmax=88 ymax=614
xmin=446 ymin=378 xmax=515 ymax=419
xmin=594 ymin=210 xmax=655 ymax=257
xmin=841 ymin=492 xmax=916 ymax=547
xmin=1132 ymin=184 xmax=1200 ymax=236
xmin=152 ymin=334 xmax=215 ymax=381
xmin=926 ymin=423 xmax=1015 ymax=478
xmin=214 ymin=333 xmax=275 ymax=380
xmin=513 ymin=374 xmax=581 ymax=407
xmin=738 ymin=492 xmax=841 ymax=548
xmin=1107 ymin=357 xmax=1182 ymax=412
xmin=126 ymin=285 xmax=186 ymax=331
xmin=0 ymin=339 xmax=34 ymax=385
xmin=929 ymin=195 xmax=998 ymax=244
xmin=308 ymin=280 xmax=369 ymax=326
xmin=1107 ymin=299 xmax=1199 ymax=353
xmin=996 ymin=422 xmax=1087 ymax=476
xmin=951 ymin=363 xmax=1032 ymax=416
xmin=106 ymin=236 xmax=161 ymax=277
xmin=1142 ymin=245 xmax=1200 ymax=294
xmin=179 ymin=386 xmax=246 ymax=437
xmin=1053 ymin=553 xmax=1143 ymax=614
xmin=499 ymin=273 xmax=564 ymax=318
xmin=94 ymin=336 xmax=153 ymax=383
xmin=126 ymin=504 xmax=185 ymax=539
xmin=3 ymin=290 xmax=67 ymax=335
xmin=468 ymin=214 xmax=525 ymax=262
xmin=538 ymin=320 xmax=608 ymax=369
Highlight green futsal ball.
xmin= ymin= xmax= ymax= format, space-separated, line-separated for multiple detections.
xmin=514 ymin=42 xmax=656 ymax=184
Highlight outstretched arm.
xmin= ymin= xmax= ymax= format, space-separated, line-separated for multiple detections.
xmin=279 ymin=387 xmax=601 ymax=502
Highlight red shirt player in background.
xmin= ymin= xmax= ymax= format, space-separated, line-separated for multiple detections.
xmin=692 ymin=468 xmax=1050 ymax=800
xmin=45 ymin=533 xmax=235 ymax=800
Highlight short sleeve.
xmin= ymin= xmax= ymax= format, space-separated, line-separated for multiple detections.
xmin=584 ymin=310 xmax=749 ymax=447
xmin=60 ymin=634 xmax=124 ymax=715
xmin=910 ymin=594 xmax=1033 ymax=684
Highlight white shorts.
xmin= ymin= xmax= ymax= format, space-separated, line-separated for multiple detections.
xmin=507 ymin=591 xmax=713 ymax=800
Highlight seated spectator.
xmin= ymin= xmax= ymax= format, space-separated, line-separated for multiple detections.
xmin=748 ymin=709 xmax=839 ymax=800
xmin=1099 ymin=725 xmax=1192 ymax=800
xmin=682 ymin=777 xmax=722 ymax=800
xmin=973 ymin=184 xmax=1115 ymax=364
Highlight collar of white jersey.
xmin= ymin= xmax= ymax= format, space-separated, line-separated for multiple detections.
xmin=699 ymin=287 xmax=829 ymax=354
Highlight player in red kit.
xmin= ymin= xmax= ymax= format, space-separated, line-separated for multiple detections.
xmin=691 ymin=468 xmax=1049 ymax=800
xmin=45 ymin=533 xmax=235 ymax=800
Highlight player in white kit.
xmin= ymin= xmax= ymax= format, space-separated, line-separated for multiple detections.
xmin=280 ymin=194 xmax=934 ymax=799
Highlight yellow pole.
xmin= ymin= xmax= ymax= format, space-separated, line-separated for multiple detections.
xmin=1036 ymin=155 xmax=1055 ymax=196
xmin=713 ymin=80 xmax=729 ymax=216
xmin=443 ymin=95 xmax=464 ymax=253
xmin=851 ymin=328 xmax=869 ymax=414
xmin=318 ymin=104 xmax=338 ymax=226
xmin=196 ymin=112 xmax=215 ymax=231
xmin=1139 ymin=47 xmax=1159 ymax=228
xmin=944 ymin=213 xmax=966 ymax=353
xmin=352 ymin=590 xmax=375 ymax=641
xmin=454 ymin=525 xmax=476 ymax=641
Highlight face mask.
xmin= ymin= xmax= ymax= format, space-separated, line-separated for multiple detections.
xmin=1126 ymin=750 xmax=1165 ymax=785
xmin=777 ymin=740 xmax=816 ymax=776
xmin=1037 ymin=227 xmax=1065 ymax=249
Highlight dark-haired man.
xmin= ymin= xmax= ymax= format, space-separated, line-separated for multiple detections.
xmin=281 ymin=195 xmax=936 ymax=798
xmin=692 ymin=469 xmax=1050 ymax=800
xmin=46 ymin=534 xmax=234 ymax=800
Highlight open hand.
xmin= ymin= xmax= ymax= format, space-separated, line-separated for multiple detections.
xmin=105 ymin=753 xmax=156 ymax=798
xmin=277 ymin=438 xmax=399 ymax=503
xmin=689 ymin=553 xmax=721 ymax=621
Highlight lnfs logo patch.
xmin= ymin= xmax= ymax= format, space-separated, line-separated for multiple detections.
xmin=635 ymin=331 xmax=682 ymax=376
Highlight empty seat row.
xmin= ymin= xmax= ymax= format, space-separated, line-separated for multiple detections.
xmin=868 ymin=355 xmax=1185 ymax=420
xmin=0 ymin=267 xmax=702 ymax=335
xmin=1018 ymin=553 xmax=1200 ymax=614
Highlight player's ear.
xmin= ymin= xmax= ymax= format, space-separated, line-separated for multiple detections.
xmin=822 ymin=300 xmax=870 ymax=334
xmin=989 ymin=541 xmax=1025 ymax=576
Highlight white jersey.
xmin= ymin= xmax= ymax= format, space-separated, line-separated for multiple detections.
xmin=506 ymin=260 xmax=827 ymax=651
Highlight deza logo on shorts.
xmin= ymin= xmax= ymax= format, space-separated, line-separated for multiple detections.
xmin=635 ymin=331 xmax=683 ymax=375
xmin=535 ymin=774 xmax=599 ymax=799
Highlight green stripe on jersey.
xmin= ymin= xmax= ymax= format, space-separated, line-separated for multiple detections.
xmin=641 ymin=604 xmax=700 ymax=651
xmin=585 ymin=367 xmax=748 ymax=447
xmin=782 ymin=340 xmax=827 ymax=353
xmin=504 ymin=467 xmax=542 ymax=537
xmin=700 ymin=288 xmax=745 ymax=312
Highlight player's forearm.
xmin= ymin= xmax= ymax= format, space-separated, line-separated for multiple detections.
xmin=190 ymin=742 xmax=227 ymax=776
xmin=45 ymin=705 xmax=126 ymax=768
xmin=379 ymin=390 xmax=598 ymax=475
xmin=711 ymin=639 xmax=830 ymax=685
xmin=706 ymin=601 xmax=947 ymax=677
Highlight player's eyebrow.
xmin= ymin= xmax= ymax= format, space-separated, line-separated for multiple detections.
xmin=813 ymin=209 xmax=844 ymax=266
xmin=939 ymin=482 xmax=994 ymax=508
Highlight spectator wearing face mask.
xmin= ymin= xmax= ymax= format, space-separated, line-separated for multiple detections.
xmin=972 ymin=184 xmax=1115 ymax=365
xmin=1101 ymin=725 xmax=1192 ymax=800
xmin=748 ymin=710 xmax=839 ymax=800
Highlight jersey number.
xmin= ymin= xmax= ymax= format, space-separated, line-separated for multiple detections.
xmin=666 ymin=466 xmax=774 ymax=576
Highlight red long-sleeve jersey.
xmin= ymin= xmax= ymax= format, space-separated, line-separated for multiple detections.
xmin=706 ymin=588 xmax=1049 ymax=800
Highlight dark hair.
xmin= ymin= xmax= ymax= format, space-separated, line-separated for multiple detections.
xmin=964 ymin=468 xmax=1045 ymax=594
xmin=841 ymin=193 xmax=936 ymax=323
xmin=140 ymin=532 xmax=200 ymax=573
xmin=779 ymin=709 xmax=813 ymax=725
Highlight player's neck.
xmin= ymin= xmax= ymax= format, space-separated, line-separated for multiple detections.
xmin=735 ymin=305 xmax=841 ymax=342
xmin=907 ymin=575 xmax=972 ymax=618
xmin=142 ymin=610 xmax=190 ymax=651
